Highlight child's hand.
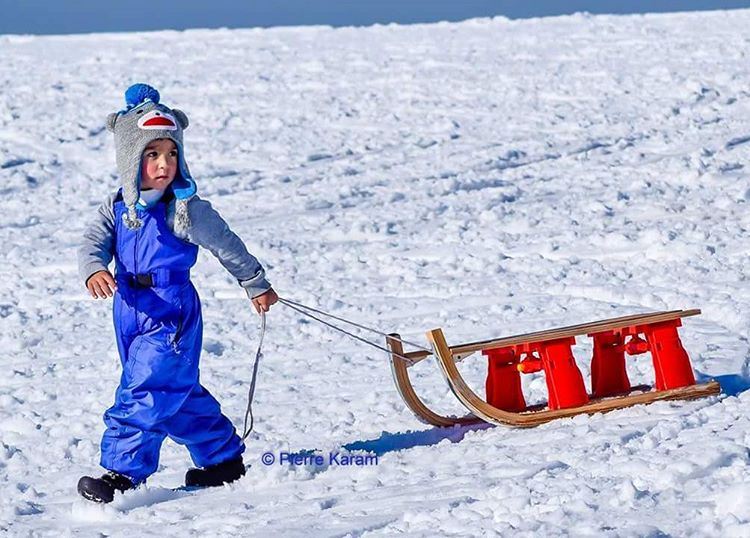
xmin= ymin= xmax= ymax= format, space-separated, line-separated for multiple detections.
xmin=252 ymin=288 xmax=278 ymax=314
xmin=86 ymin=270 xmax=117 ymax=299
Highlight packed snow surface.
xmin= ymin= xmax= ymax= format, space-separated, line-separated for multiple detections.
xmin=2 ymin=9 xmax=750 ymax=537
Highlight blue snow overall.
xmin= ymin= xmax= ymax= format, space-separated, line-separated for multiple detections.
xmin=100 ymin=193 xmax=244 ymax=483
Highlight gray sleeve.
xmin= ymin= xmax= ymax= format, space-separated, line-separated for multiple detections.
xmin=186 ymin=196 xmax=272 ymax=299
xmin=77 ymin=193 xmax=117 ymax=285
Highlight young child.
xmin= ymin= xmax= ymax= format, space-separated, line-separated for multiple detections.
xmin=77 ymin=83 xmax=278 ymax=503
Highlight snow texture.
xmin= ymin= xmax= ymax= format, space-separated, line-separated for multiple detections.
xmin=2 ymin=9 xmax=750 ymax=537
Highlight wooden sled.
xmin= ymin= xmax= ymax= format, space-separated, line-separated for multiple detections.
xmin=387 ymin=309 xmax=720 ymax=428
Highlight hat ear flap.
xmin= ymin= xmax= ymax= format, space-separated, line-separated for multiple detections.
xmin=172 ymin=109 xmax=189 ymax=130
xmin=106 ymin=112 xmax=119 ymax=132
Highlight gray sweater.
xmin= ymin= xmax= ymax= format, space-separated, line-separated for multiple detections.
xmin=78 ymin=191 xmax=272 ymax=299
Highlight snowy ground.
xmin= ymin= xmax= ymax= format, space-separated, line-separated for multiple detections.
xmin=2 ymin=9 xmax=750 ymax=536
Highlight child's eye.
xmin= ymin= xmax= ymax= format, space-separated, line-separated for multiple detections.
xmin=169 ymin=150 xmax=178 ymax=157
xmin=144 ymin=151 xmax=157 ymax=158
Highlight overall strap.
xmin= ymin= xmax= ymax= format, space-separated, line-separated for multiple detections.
xmin=116 ymin=269 xmax=190 ymax=288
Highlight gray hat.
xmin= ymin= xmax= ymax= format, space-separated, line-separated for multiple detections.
xmin=106 ymin=84 xmax=196 ymax=230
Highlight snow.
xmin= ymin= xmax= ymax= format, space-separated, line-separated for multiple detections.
xmin=2 ymin=9 xmax=750 ymax=536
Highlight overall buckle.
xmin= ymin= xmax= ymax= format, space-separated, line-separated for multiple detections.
xmin=134 ymin=273 xmax=153 ymax=288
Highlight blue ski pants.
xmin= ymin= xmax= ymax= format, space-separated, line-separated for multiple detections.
xmin=100 ymin=197 xmax=244 ymax=483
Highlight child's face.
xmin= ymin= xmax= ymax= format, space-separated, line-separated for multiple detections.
xmin=140 ymin=138 xmax=178 ymax=190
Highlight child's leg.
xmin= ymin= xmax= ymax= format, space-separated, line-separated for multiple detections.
xmin=100 ymin=414 xmax=167 ymax=483
xmin=165 ymin=383 xmax=245 ymax=468
xmin=159 ymin=285 xmax=244 ymax=466
xmin=100 ymin=330 xmax=196 ymax=483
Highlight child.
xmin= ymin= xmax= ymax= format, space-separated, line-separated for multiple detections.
xmin=77 ymin=84 xmax=278 ymax=503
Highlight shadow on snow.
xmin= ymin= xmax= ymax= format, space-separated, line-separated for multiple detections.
xmin=713 ymin=373 xmax=750 ymax=397
xmin=342 ymin=422 xmax=494 ymax=457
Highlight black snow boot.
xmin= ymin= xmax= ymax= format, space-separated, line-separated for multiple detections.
xmin=185 ymin=456 xmax=245 ymax=488
xmin=77 ymin=471 xmax=135 ymax=503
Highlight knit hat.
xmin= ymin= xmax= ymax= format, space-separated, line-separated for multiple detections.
xmin=106 ymin=83 xmax=196 ymax=232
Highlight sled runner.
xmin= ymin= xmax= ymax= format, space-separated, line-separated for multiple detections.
xmin=387 ymin=309 xmax=720 ymax=428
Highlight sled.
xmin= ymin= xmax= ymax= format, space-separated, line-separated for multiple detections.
xmin=386 ymin=309 xmax=720 ymax=428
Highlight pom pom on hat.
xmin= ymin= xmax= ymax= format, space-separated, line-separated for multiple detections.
xmin=125 ymin=83 xmax=160 ymax=110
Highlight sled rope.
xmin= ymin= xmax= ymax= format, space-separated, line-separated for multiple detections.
xmin=240 ymin=298 xmax=423 ymax=439
xmin=279 ymin=297 xmax=431 ymax=351
xmin=277 ymin=297 xmax=428 ymax=364
xmin=241 ymin=310 xmax=265 ymax=441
